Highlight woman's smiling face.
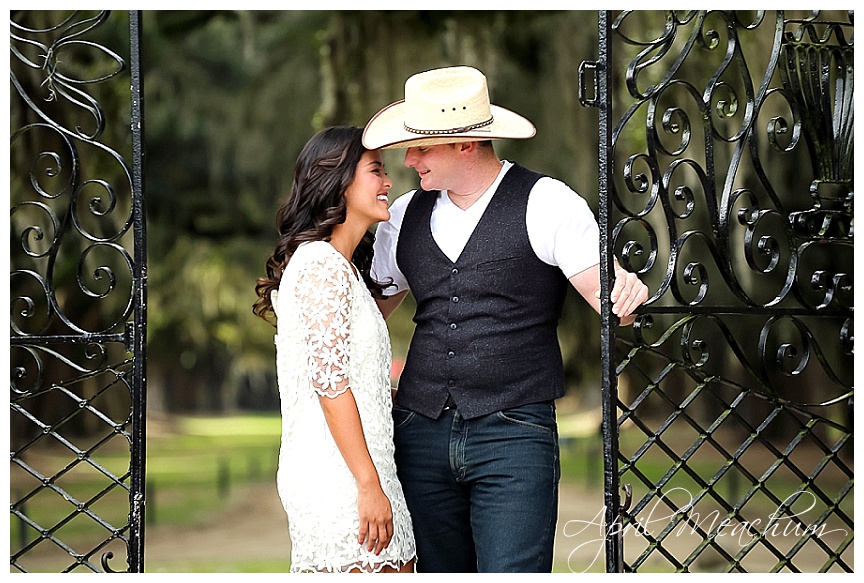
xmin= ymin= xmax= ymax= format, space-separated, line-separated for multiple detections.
xmin=344 ymin=149 xmax=392 ymax=228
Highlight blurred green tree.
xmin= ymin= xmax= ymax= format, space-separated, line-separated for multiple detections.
xmin=141 ymin=10 xmax=605 ymax=414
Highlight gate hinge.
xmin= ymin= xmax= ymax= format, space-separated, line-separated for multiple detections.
xmin=578 ymin=60 xmax=600 ymax=108
xmin=619 ymin=483 xmax=632 ymax=514
xmin=616 ymin=483 xmax=632 ymax=572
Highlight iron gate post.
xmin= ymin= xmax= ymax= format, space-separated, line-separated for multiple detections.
xmin=128 ymin=9 xmax=147 ymax=573
xmin=596 ymin=9 xmax=626 ymax=574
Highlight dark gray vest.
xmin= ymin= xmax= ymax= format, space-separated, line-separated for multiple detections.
xmin=395 ymin=164 xmax=568 ymax=419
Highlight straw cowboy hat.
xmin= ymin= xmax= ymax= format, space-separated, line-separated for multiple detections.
xmin=362 ymin=66 xmax=536 ymax=150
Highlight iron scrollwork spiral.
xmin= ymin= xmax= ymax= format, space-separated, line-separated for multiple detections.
xmin=610 ymin=10 xmax=853 ymax=395
xmin=11 ymin=11 xmax=135 ymax=340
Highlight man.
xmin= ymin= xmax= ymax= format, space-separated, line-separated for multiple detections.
xmin=363 ymin=66 xmax=648 ymax=573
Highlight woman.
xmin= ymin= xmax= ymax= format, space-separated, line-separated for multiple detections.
xmin=253 ymin=126 xmax=416 ymax=573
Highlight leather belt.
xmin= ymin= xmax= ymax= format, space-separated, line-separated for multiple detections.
xmin=442 ymin=394 xmax=457 ymax=410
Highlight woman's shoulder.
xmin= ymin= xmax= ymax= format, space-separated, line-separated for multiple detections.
xmin=290 ymin=240 xmax=352 ymax=278
xmin=292 ymin=240 xmax=339 ymax=263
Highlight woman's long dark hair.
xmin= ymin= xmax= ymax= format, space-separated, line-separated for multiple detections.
xmin=253 ymin=126 xmax=390 ymax=323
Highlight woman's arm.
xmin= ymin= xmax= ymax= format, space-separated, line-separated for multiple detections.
xmin=298 ymin=250 xmax=395 ymax=554
xmin=318 ymin=390 xmax=393 ymax=554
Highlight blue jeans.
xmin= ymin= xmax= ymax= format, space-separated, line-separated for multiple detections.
xmin=392 ymin=401 xmax=560 ymax=573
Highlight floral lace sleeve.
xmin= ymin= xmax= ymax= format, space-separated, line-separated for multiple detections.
xmin=294 ymin=253 xmax=354 ymax=399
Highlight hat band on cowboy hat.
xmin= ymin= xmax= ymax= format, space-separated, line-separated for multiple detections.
xmin=404 ymin=116 xmax=494 ymax=136
xmin=363 ymin=66 xmax=535 ymax=150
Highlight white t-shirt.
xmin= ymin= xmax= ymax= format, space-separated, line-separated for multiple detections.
xmin=372 ymin=161 xmax=601 ymax=295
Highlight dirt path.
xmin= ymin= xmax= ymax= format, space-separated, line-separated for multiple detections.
xmin=143 ymin=480 xmax=608 ymax=573
xmin=143 ymin=482 xmax=292 ymax=571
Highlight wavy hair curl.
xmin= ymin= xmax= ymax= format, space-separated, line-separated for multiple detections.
xmin=253 ymin=126 xmax=390 ymax=323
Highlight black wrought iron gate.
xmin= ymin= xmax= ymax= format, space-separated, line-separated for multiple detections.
xmin=10 ymin=11 xmax=146 ymax=572
xmin=9 ymin=9 xmax=853 ymax=575
xmin=582 ymin=10 xmax=854 ymax=572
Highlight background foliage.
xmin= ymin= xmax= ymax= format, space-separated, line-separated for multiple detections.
xmin=138 ymin=10 xmax=606 ymax=415
xmin=12 ymin=10 xmax=843 ymax=419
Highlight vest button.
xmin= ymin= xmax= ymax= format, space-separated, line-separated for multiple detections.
xmin=448 ymin=351 xmax=455 ymax=358
xmin=450 ymin=323 xmax=457 ymax=330
xmin=451 ymin=268 xmax=459 ymax=275
xmin=452 ymin=296 xmax=459 ymax=303
xmin=448 ymin=379 xmax=455 ymax=387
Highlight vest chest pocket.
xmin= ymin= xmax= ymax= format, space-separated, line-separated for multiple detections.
xmin=476 ymin=255 xmax=524 ymax=272
xmin=475 ymin=256 xmax=526 ymax=289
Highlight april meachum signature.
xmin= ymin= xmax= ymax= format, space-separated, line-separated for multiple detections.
xmin=560 ymin=488 xmax=848 ymax=573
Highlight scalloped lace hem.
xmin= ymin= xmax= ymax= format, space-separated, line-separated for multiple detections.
xmin=291 ymin=556 xmax=416 ymax=573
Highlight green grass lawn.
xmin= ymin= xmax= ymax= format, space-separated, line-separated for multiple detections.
xmin=144 ymin=413 xmax=281 ymax=528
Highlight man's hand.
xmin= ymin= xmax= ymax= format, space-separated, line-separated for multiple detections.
xmin=570 ymin=262 xmax=649 ymax=326
xmin=597 ymin=267 xmax=649 ymax=325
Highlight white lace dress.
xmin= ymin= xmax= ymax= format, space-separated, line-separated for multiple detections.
xmin=272 ymin=240 xmax=415 ymax=573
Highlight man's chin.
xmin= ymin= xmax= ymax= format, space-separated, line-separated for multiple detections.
xmin=419 ymin=176 xmax=436 ymax=190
